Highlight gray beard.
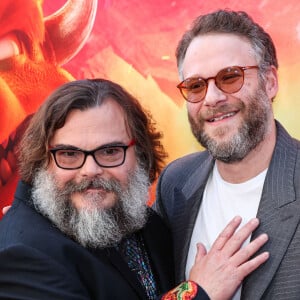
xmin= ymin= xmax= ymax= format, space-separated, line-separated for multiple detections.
xmin=189 ymin=85 xmax=271 ymax=163
xmin=31 ymin=165 xmax=150 ymax=248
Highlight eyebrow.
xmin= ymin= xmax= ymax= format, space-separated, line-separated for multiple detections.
xmin=50 ymin=141 xmax=128 ymax=150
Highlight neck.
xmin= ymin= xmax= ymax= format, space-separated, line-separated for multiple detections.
xmin=216 ymin=121 xmax=276 ymax=183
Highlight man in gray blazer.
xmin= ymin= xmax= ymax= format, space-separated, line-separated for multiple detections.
xmin=155 ymin=9 xmax=300 ymax=300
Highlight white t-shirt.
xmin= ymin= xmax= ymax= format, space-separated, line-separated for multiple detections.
xmin=185 ymin=163 xmax=267 ymax=299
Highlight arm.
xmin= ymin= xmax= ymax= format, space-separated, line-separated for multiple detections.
xmin=158 ymin=217 xmax=268 ymax=300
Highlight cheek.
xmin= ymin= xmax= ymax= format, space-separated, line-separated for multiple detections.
xmin=109 ymin=169 xmax=130 ymax=187
xmin=187 ymin=103 xmax=202 ymax=120
xmin=113 ymin=152 xmax=138 ymax=186
xmin=47 ymin=161 xmax=77 ymax=188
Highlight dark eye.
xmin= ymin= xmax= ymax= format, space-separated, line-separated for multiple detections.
xmin=185 ymin=79 xmax=206 ymax=92
xmin=57 ymin=150 xmax=81 ymax=158
xmin=220 ymin=69 xmax=243 ymax=84
xmin=54 ymin=150 xmax=83 ymax=165
xmin=101 ymin=147 xmax=122 ymax=156
xmin=95 ymin=147 xmax=124 ymax=163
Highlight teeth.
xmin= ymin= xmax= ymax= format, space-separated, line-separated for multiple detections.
xmin=210 ymin=112 xmax=235 ymax=122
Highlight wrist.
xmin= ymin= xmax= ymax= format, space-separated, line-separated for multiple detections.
xmin=161 ymin=280 xmax=198 ymax=299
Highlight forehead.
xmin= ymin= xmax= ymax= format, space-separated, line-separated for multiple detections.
xmin=182 ymin=33 xmax=256 ymax=77
xmin=50 ymin=99 xmax=131 ymax=148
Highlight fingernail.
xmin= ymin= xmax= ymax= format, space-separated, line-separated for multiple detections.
xmin=263 ymin=251 xmax=270 ymax=258
xmin=234 ymin=216 xmax=242 ymax=222
xmin=260 ymin=233 xmax=268 ymax=241
xmin=250 ymin=218 xmax=259 ymax=225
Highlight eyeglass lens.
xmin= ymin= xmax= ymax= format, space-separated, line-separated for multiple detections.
xmin=54 ymin=146 xmax=126 ymax=169
xmin=178 ymin=66 xmax=247 ymax=103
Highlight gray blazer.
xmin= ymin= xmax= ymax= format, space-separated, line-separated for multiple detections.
xmin=155 ymin=121 xmax=300 ymax=299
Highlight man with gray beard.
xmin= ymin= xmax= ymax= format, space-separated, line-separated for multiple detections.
xmin=32 ymin=166 xmax=149 ymax=248
xmin=190 ymin=84 xmax=271 ymax=163
xmin=0 ymin=79 xmax=269 ymax=299
xmin=155 ymin=9 xmax=300 ymax=300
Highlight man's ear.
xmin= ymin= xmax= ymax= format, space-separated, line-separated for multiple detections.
xmin=265 ymin=65 xmax=278 ymax=102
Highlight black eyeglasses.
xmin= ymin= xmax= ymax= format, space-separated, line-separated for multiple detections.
xmin=177 ymin=65 xmax=259 ymax=103
xmin=49 ymin=140 xmax=135 ymax=170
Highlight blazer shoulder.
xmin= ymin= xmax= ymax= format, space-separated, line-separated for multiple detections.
xmin=0 ymin=244 xmax=89 ymax=299
xmin=161 ymin=151 xmax=210 ymax=180
xmin=0 ymin=198 xmax=85 ymax=266
xmin=158 ymin=151 xmax=213 ymax=187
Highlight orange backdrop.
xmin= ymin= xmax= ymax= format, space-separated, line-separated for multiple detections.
xmin=1 ymin=0 xmax=300 ymax=215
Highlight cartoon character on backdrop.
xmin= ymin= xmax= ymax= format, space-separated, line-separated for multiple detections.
xmin=0 ymin=0 xmax=98 ymax=216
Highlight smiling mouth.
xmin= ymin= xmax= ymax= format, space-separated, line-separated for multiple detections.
xmin=208 ymin=111 xmax=237 ymax=122
xmin=83 ymin=186 xmax=113 ymax=195
xmin=83 ymin=186 xmax=105 ymax=193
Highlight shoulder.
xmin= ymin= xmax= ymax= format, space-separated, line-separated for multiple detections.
xmin=0 ymin=196 xmax=86 ymax=268
xmin=275 ymin=120 xmax=300 ymax=149
xmin=167 ymin=151 xmax=209 ymax=169
xmin=0 ymin=243 xmax=89 ymax=299
xmin=0 ymin=201 xmax=90 ymax=298
xmin=160 ymin=151 xmax=210 ymax=183
xmin=144 ymin=209 xmax=170 ymax=234
xmin=157 ymin=150 xmax=212 ymax=196
xmin=273 ymin=121 xmax=300 ymax=171
xmin=154 ymin=151 xmax=213 ymax=220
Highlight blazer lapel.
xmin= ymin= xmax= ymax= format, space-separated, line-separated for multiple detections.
xmin=174 ymin=155 xmax=214 ymax=282
xmin=103 ymin=212 xmax=175 ymax=298
xmin=241 ymin=122 xmax=300 ymax=299
xmin=141 ymin=212 xmax=175 ymax=293
xmin=102 ymin=247 xmax=147 ymax=299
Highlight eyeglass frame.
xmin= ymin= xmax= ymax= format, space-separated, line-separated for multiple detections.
xmin=176 ymin=65 xmax=259 ymax=103
xmin=49 ymin=139 xmax=136 ymax=170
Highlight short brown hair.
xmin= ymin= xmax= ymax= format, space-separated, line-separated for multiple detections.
xmin=176 ymin=9 xmax=278 ymax=78
xmin=18 ymin=79 xmax=167 ymax=184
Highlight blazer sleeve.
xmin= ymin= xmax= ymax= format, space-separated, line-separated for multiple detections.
xmin=158 ymin=281 xmax=210 ymax=300
xmin=0 ymin=244 xmax=89 ymax=300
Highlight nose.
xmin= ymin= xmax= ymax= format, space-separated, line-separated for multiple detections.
xmin=79 ymin=154 xmax=104 ymax=177
xmin=203 ymin=79 xmax=227 ymax=106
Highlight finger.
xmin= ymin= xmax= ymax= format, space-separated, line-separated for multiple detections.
xmin=210 ymin=216 xmax=242 ymax=251
xmin=194 ymin=242 xmax=207 ymax=263
xmin=221 ymin=218 xmax=260 ymax=255
xmin=237 ymin=251 xmax=269 ymax=279
xmin=231 ymin=233 xmax=268 ymax=266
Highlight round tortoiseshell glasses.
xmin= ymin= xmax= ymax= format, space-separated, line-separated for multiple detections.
xmin=177 ymin=65 xmax=259 ymax=103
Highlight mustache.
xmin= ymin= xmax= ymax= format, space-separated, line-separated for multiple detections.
xmin=203 ymin=102 xmax=244 ymax=118
xmin=59 ymin=177 xmax=122 ymax=195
